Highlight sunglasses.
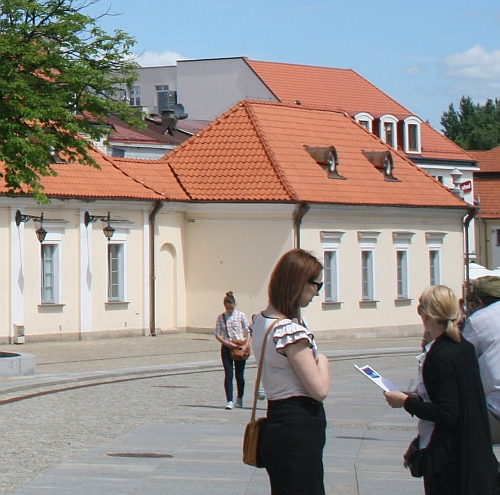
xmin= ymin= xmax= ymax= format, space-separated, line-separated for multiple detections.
xmin=309 ymin=280 xmax=323 ymax=292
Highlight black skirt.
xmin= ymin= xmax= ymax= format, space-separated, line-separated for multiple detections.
xmin=260 ymin=396 xmax=327 ymax=495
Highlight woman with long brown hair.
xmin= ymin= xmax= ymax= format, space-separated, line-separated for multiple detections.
xmin=250 ymin=249 xmax=330 ymax=495
xmin=384 ymin=285 xmax=497 ymax=495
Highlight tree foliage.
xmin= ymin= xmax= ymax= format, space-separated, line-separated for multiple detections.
xmin=0 ymin=0 xmax=140 ymax=202
xmin=441 ymin=96 xmax=500 ymax=151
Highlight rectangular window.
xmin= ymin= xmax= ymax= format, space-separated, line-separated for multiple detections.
xmin=41 ymin=244 xmax=58 ymax=303
xmin=384 ymin=122 xmax=394 ymax=148
xmin=129 ymin=86 xmax=140 ymax=106
xmin=429 ymin=250 xmax=441 ymax=285
xmin=108 ymin=244 xmax=124 ymax=301
xmin=396 ymin=250 xmax=409 ymax=299
xmin=408 ymin=124 xmax=419 ymax=151
xmin=156 ymin=86 xmax=177 ymax=112
xmin=497 ymin=229 xmax=500 ymax=246
xmin=361 ymin=250 xmax=374 ymax=300
xmin=324 ymin=250 xmax=339 ymax=302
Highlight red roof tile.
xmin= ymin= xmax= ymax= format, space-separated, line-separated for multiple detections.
xmin=245 ymin=58 xmax=474 ymax=163
xmin=470 ymin=146 xmax=500 ymax=173
xmin=162 ymin=100 xmax=467 ymax=208
xmin=475 ymin=178 xmax=500 ymax=218
xmin=2 ymin=148 xmax=189 ymax=201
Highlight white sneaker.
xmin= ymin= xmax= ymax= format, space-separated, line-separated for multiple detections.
xmin=257 ymin=387 xmax=266 ymax=401
xmin=235 ymin=398 xmax=243 ymax=408
xmin=225 ymin=401 xmax=234 ymax=410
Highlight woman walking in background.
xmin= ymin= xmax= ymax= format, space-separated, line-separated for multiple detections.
xmin=214 ymin=291 xmax=250 ymax=410
xmin=251 ymin=249 xmax=330 ymax=495
xmin=384 ymin=285 xmax=497 ymax=495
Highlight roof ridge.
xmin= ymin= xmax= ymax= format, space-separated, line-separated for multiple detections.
xmin=243 ymin=102 xmax=298 ymax=201
xmin=98 ymin=151 xmax=168 ymax=198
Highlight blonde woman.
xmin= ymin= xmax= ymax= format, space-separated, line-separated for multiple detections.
xmin=385 ymin=285 xmax=497 ymax=495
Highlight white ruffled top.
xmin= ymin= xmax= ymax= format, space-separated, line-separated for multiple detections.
xmin=251 ymin=313 xmax=318 ymax=400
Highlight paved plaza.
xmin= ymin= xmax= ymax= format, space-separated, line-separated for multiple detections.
xmin=1 ymin=333 xmax=498 ymax=494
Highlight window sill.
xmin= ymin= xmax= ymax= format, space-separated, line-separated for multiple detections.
xmin=38 ymin=303 xmax=65 ymax=313
xmin=394 ymin=298 xmax=413 ymax=307
xmin=322 ymin=301 xmax=343 ymax=310
xmin=105 ymin=301 xmax=130 ymax=308
xmin=359 ymin=300 xmax=379 ymax=309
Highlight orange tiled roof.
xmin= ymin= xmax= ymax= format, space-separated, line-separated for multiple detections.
xmin=475 ymin=178 xmax=500 ymax=218
xmin=162 ymin=100 xmax=467 ymax=208
xmin=245 ymin=59 xmax=411 ymax=117
xmin=2 ymin=147 xmax=189 ymax=201
xmin=470 ymin=146 xmax=500 ymax=173
xmin=245 ymin=58 xmax=474 ymax=163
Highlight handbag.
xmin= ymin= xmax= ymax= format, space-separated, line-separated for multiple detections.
xmin=223 ymin=315 xmax=251 ymax=361
xmin=403 ymin=436 xmax=425 ymax=478
xmin=242 ymin=318 xmax=283 ymax=468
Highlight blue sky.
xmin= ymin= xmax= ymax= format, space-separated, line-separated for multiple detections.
xmin=87 ymin=0 xmax=500 ymax=130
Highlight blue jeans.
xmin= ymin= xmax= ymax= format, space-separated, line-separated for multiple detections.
xmin=221 ymin=345 xmax=246 ymax=401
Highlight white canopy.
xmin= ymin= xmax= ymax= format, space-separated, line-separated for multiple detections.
xmin=468 ymin=262 xmax=495 ymax=280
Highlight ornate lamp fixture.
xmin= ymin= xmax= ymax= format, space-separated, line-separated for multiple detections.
xmin=15 ymin=210 xmax=47 ymax=242
xmin=84 ymin=211 xmax=115 ymax=240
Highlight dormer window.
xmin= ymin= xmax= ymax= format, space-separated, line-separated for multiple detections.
xmin=379 ymin=115 xmax=399 ymax=149
xmin=362 ymin=150 xmax=399 ymax=182
xmin=403 ymin=116 xmax=422 ymax=154
xmin=304 ymin=145 xmax=346 ymax=179
xmin=354 ymin=112 xmax=374 ymax=133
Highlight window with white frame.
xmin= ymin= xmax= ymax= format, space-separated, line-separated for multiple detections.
xmin=39 ymin=223 xmax=65 ymax=305
xmin=354 ymin=112 xmax=374 ymax=133
xmin=358 ymin=232 xmax=380 ymax=301
xmin=426 ymin=232 xmax=446 ymax=286
xmin=108 ymin=243 xmax=124 ymax=301
xmin=393 ymin=232 xmax=414 ymax=300
xmin=403 ymin=116 xmax=422 ymax=153
xmin=129 ymin=86 xmax=140 ymax=106
xmin=41 ymin=244 xmax=59 ymax=303
xmin=379 ymin=115 xmax=399 ymax=149
xmin=321 ymin=231 xmax=344 ymax=303
xmin=496 ymin=229 xmax=500 ymax=246
xmin=106 ymin=225 xmax=130 ymax=303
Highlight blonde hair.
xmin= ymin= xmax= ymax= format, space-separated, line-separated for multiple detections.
xmin=418 ymin=285 xmax=461 ymax=343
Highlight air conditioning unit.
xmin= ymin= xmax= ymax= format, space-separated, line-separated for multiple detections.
xmin=13 ymin=325 xmax=25 ymax=344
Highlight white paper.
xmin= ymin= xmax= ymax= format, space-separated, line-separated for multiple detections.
xmin=354 ymin=364 xmax=398 ymax=392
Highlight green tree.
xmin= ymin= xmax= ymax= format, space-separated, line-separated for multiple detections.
xmin=0 ymin=0 xmax=140 ymax=202
xmin=441 ymin=96 xmax=500 ymax=151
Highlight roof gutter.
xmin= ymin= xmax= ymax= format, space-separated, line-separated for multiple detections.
xmin=293 ymin=202 xmax=310 ymax=249
xmin=149 ymin=200 xmax=164 ymax=336
xmin=463 ymin=206 xmax=478 ymax=308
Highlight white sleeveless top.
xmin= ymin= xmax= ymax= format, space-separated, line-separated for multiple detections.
xmin=250 ymin=313 xmax=317 ymax=401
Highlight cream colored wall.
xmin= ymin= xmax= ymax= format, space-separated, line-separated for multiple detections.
xmin=183 ymin=205 xmax=296 ymax=330
xmin=298 ymin=206 xmax=464 ymax=335
xmin=155 ymin=209 xmax=187 ymax=332
xmin=182 ymin=203 xmax=465 ymax=338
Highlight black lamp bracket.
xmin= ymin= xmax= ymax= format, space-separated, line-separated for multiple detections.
xmin=84 ymin=211 xmax=111 ymax=226
xmin=16 ymin=210 xmax=43 ymax=226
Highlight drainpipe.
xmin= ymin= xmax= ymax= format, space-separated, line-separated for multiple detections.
xmin=149 ymin=201 xmax=163 ymax=336
xmin=293 ymin=202 xmax=310 ymax=249
xmin=463 ymin=207 xmax=478 ymax=310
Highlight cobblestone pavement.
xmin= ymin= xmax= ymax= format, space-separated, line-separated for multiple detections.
xmin=2 ymin=334 xmax=496 ymax=494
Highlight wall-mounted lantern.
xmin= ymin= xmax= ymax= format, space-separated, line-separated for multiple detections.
xmin=84 ymin=211 xmax=115 ymax=241
xmin=15 ymin=210 xmax=47 ymax=242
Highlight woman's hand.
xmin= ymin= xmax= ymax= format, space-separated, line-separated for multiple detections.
xmin=384 ymin=391 xmax=408 ymax=408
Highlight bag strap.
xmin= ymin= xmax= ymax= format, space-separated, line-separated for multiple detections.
xmin=250 ymin=317 xmax=284 ymax=424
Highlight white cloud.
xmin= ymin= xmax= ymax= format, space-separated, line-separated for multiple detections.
xmin=136 ymin=50 xmax=189 ymax=67
xmin=443 ymin=45 xmax=500 ymax=81
xmin=406 ymin=65 xmax=425 ymax=76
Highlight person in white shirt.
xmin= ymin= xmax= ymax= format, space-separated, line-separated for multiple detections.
xmin=462 ymin=275 xmax=500 ymax=443
xmin=251 ymin=249 xmax=330 ymax=495
xmin=214 ymin=291 xmax=251 ymax=410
